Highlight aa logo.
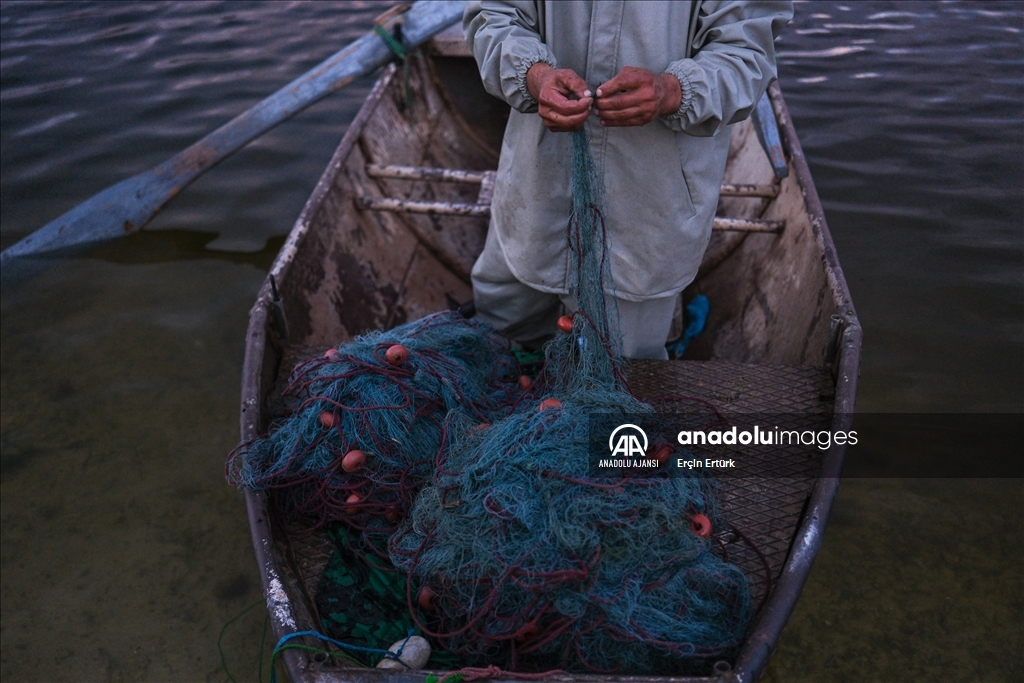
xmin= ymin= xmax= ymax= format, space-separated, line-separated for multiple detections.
xmin=608 ymin=424 xmax=648 ymax=458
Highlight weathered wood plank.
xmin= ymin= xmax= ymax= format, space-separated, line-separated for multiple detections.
xmin=355 ymin=196 xmax=491 ymax=216
xmin=712 ymin=217 xmax=785 ymax=233
xmin=367 ymin=165 xmax=776 ymax=198
xmin=476 ymin=171 xmax=496 ymax=205
xmin=357 ymin=195 xmax=784 ymax=232
xmin=720 ymin=183 xmax=779 ymax=198
xmin=366 ymin=164 xmax=487 ymax=183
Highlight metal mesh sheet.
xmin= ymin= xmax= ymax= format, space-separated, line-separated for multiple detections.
xmin=625 ymin=359 xmax=834 ymax=414
xmin=625 ymin=360 xmax=834 ymax=611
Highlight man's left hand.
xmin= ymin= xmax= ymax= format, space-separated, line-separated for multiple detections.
xmin=595 ymin=67 xmax=682 ymax=127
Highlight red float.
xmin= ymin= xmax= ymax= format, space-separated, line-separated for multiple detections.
xmin=319 ymin=411 xmax=336 ymax=428
xmin=418 ymin=586 xmax=436 ymax=611
xmin=344 ymin=493 xmax=362 ymax=516
xmin=385 ymin=344 xmax=409 ymax=365
xmin=518 ymin=375 xmax=533 ymax=391
xmin=690 ymin=513 xmax=713 ymax=538
xmin=557 ymin=315 xmax=574 ymax=332
xmin=515 ymin=623 xmax=541 ymax=642
xmin=538 ymin=398 xmax=563 ymax=411
xmin=323 ymin=348 xmax=341 ymax=361
xmin=342 ymin=449 xmax=365 ymax=473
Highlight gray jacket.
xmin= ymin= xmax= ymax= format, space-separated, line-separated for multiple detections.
xmin=464 ymin=1 xmax=792 ymax=300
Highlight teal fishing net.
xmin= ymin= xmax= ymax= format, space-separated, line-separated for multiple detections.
xmin=229 ymin=129 xmax=749 ymax=674
xmin=388 ymin=131 xmax=751 ymax=673
xmin=225 ymin=311 xmax=521 ymax=547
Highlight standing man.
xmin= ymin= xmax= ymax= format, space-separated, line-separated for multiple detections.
xmin=465 ymin=1 xmax=792 ymax=358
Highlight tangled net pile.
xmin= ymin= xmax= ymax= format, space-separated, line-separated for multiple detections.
xmin=387 ymin=131 xmax=751 ymax=673
xmin=226 ymin=312 xmax=521 ymax=553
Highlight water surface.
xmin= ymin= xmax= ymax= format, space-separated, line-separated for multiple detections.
xmin=1 ymin=2 xmax=1021 ymax=681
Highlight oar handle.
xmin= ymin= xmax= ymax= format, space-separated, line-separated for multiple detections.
xmin=752 ymin=89 xmax=789 ymax=180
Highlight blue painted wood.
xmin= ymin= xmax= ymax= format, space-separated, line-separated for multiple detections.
xmin=753 ymin=91 xmax=789 ymax=180
xmin=1 ymin=0 xmax=465 ymax=262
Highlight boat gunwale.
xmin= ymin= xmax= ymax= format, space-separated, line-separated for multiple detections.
xmin=239 ymin=59 xmax=863 ymax=683
xmin=726 ymin=82 xmax=862 ymax=683
xmin=239 ymin=65 xmax=403 ymax=683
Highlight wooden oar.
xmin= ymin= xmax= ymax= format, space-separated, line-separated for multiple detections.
xmin=752 ymin=88 xmax=789 ymax=179
xmin=0 ymin=0 xmax=465 ymax=263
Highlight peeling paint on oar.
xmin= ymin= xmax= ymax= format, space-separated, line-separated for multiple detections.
xmin=0 ymin=0 xmax=465 ymax=263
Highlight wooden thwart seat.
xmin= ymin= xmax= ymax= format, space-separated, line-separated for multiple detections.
xmin=358 ymin=164 xmax=785 ymax=232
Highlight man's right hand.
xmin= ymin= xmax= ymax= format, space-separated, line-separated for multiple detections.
xmin=526 ymin=63 xmax=592 ymax=132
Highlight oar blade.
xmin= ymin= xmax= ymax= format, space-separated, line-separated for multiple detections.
xmin=1 ymin=0 xmax=466 ymax=263
xmin=0 ymin=170 xmax=177 ymax=262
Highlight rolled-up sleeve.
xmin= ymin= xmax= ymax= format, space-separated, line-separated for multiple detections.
xmin=662 ymin=1 xmax=792 ymax=136
xmin=463 ymin=1 xmax=555 ymax=113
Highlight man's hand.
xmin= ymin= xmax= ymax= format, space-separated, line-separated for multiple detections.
xmin=595 ymin=67 xmax=682 ymax=127
xmin=526 ymin=63 xmax=592 ymax=132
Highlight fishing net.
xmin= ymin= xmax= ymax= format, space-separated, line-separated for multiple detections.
xmin=229 ymin=129 xmax=749 ymax=675
xmin=225 ymin=311 xmax=521 ymax=550
xmin=387 ymin=130 xmax=752 ymax=673
xmin=314 ymin=525 xmax=465 ymax=668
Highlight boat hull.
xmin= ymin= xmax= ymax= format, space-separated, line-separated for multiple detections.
xmin=238 ymin=44 xmax=861 ymax=683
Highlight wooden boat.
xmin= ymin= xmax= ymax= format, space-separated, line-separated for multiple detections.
xmin=238 ymin=26 xmax=862 ymax=683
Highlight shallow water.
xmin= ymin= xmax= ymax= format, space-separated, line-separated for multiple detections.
xmin=1 ymin=1 xmax=1021 ymax=681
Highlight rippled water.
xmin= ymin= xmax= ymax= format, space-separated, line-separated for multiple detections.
xmin=1 ymin=2 xmax=1021 ymax=681
xmin=776 ymin=1 xmax=1023 ymax=413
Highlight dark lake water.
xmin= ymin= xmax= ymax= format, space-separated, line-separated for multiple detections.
xmin=1 ymin=1 xmax=1021 ymax=681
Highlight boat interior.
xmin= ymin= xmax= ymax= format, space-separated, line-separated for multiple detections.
xmin=243 ymin=30 xmax=861 ymax=681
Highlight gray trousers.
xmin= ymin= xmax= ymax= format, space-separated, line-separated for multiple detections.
xmin=471 ymin=228 xmax=676 ymax=360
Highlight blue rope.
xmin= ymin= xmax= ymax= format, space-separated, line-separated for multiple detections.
xmin=270 ymin=629 xmax=415 ymax=682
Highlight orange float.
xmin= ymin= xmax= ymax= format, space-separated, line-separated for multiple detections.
xmin=341 ymin=449 xmax=365 ymax=473
xmin=417 ymin=586 xmax=436 ymax=611
xmin=515 ymin=623 xmax=541 ymax=642
xmin=344 ymin=493 xmax=362 ymax=515
xmin=538 ymin=398 xmax=563 ymax=411
xmin=690 ymin=513 xmax=712 ymax=538
xmin=385 ymin=344 xmax=409 ymax=365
